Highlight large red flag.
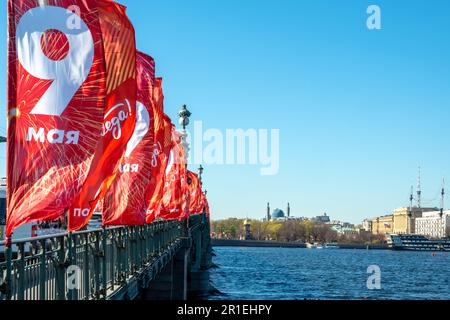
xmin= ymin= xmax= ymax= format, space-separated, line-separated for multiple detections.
xmin=102 ymin=52 xmax=156 ymax=226
xmin=187 ymin=171 xmax=203 ymax=214
xmin=6 ymin=0 xmax=106 ymax=237
xmin=200 ymin=192 xmax=210 ymax=217
xmin=68 ymin=0 xmax=137 ymax=231
xmin=159 ymin=129 xmax=188 ymax=221
xmin=146 ymin=80 xmax=173 ymax=223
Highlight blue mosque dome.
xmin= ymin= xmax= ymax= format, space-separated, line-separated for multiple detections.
xmin=272 ymin=209 xmax=285 ymax=220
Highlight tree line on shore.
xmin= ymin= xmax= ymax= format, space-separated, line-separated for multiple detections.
xmin=211 ymin=219 xmax=386 ymax=245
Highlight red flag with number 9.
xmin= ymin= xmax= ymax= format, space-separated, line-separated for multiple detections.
xmin=6 ymin=0 xmax=106 ymax=237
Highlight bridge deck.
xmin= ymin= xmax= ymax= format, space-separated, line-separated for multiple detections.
xmin=0 ymin=220 xmax=189 ymax=300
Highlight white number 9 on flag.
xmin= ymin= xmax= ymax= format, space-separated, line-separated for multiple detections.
xmin=16 ymin=5 xmax=94 ymax=117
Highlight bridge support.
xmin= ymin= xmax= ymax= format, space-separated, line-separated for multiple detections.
xmin=142 ymin=215 xmax=214 ymax=301
xmin=187 ymin=215 xmax=213 ymax=299
xmin=143 ymin=238 xmax=191 ymax=301
xmin=172 ymin=246 xmax=189 ymax=300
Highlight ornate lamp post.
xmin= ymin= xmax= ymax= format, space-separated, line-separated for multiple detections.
xmin=178 ymin=105 xmax=192 ymax=164
xmin=198 ymin=165 xmax=204 ymax=186
xmin=178 ymin=105 xmax=191 ymax=232
xmin=178 ymin=105 xmax=191 ymax=130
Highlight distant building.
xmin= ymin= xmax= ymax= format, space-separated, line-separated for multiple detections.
xmin=271 ymin=209 xmax=286 ymax=221
xmin=265 ymin=203 xmax=294 ymax=221
xmin=371 ymin=215 xmax=394 ymax=235
xmin=286 ymin=216 xmax=309 ymax=222
xmin=312 ymin=213 xmax=330 ymax=224
xmin=340 ymin=226 xmax=360 ymax=236
xmin=362 ymin=219 xmax=372 ymax=233
xmin=369 ymin=207 xmax=438 ymax=236
xmin=329 ymin=221 xmax=360 ymax=236
xmin=415 ymin=211 xmax=450 ymax=239
xmin=392 ymin=207 xmax=437 ymax=234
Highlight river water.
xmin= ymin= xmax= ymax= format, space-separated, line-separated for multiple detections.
xmin=209 ymin=247 xmax=450 ymax=300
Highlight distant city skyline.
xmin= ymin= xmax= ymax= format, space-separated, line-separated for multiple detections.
xmin=1 ymin=0 xmax=450 ymax=225
xmin=230 ymin=200 xmax=442 ymax=225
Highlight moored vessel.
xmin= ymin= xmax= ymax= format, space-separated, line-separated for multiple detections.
xmin=306 ymin=242 xmax=323 ymax=249
xmin=388 ymin=234 xmax=450 ymax=252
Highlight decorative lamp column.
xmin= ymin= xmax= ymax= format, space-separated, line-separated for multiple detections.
xmin=198 ymin=165 xmax=204 ymax=187
xmin=178 ymin=105 xmax=192 ymax=231
xmin=178 ymin=105 xmax=192 ymax=165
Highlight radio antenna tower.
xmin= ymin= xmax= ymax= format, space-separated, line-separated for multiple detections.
xmin=408 ymin=186 xmax=414 ymax=234
xmin=417 ymin=167 xmax=422 ymax=209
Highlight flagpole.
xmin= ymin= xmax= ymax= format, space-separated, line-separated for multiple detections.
xmin=198 ymin=165 xmax=206 ymax=224
xmin=102 ymin=226 xmax=107 ymax=299
xmin=67 ymin=231 xmax=75 ymax=300
xmin=5 ymin=235 xmax=12 ymax=300
xmin=204 ymin=190 xmax=208 ymax=216
xmin=4 ymin=0 xmax=11 ymax=300
xmin=2 ymin=129 xmax=10 ymax=300
xmin=198 ymin=165 xmax=204 ymax=188
xmin=4 ymin=0 xmax=10 ymax=300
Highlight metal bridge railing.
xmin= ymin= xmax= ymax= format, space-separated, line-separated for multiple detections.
xmin=0 ymin=220 xmax=184 ymax=300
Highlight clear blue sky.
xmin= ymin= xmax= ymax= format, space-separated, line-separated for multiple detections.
xmin=1 ymin=0 xmax=450 ymax=224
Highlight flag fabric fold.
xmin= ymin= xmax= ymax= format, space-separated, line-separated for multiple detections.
xmin=68 ymin=0 xmax=137 ymax=231
xmin=146 ymin=79 xmax=174 ymax=223
xmin=201 ymin=192 xmax=210 ymax=217
xmin=102 ymin=51 xmax=156 ymax=226
xmin=6 ymin=0 xmax=106 ymax=237
xmin=187 ymin=171 xmax=203 ymax=214
xmin=159 ymin=128 xmax=189 ymax=221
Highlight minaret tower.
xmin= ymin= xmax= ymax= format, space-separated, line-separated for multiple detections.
xmin=287 ymin=203 xmax=291 ymax=218
xmin=267 ymin=203 xmax=271 ymax=221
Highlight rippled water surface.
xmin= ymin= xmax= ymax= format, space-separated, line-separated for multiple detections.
xmin=209 ymin=247 xmax=450 ymax=300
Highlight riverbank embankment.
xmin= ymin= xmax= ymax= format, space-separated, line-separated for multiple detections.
xmin=211 ymin=239 xmax=389 ymax=250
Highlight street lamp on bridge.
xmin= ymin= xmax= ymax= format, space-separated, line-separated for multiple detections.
xmin=178 ymin=105 xmax=192 ymax=167
xmin=178 ymin=104 xmax=192 ymax=130
xmin=198 ymin=165 xmax=204 ymax=186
